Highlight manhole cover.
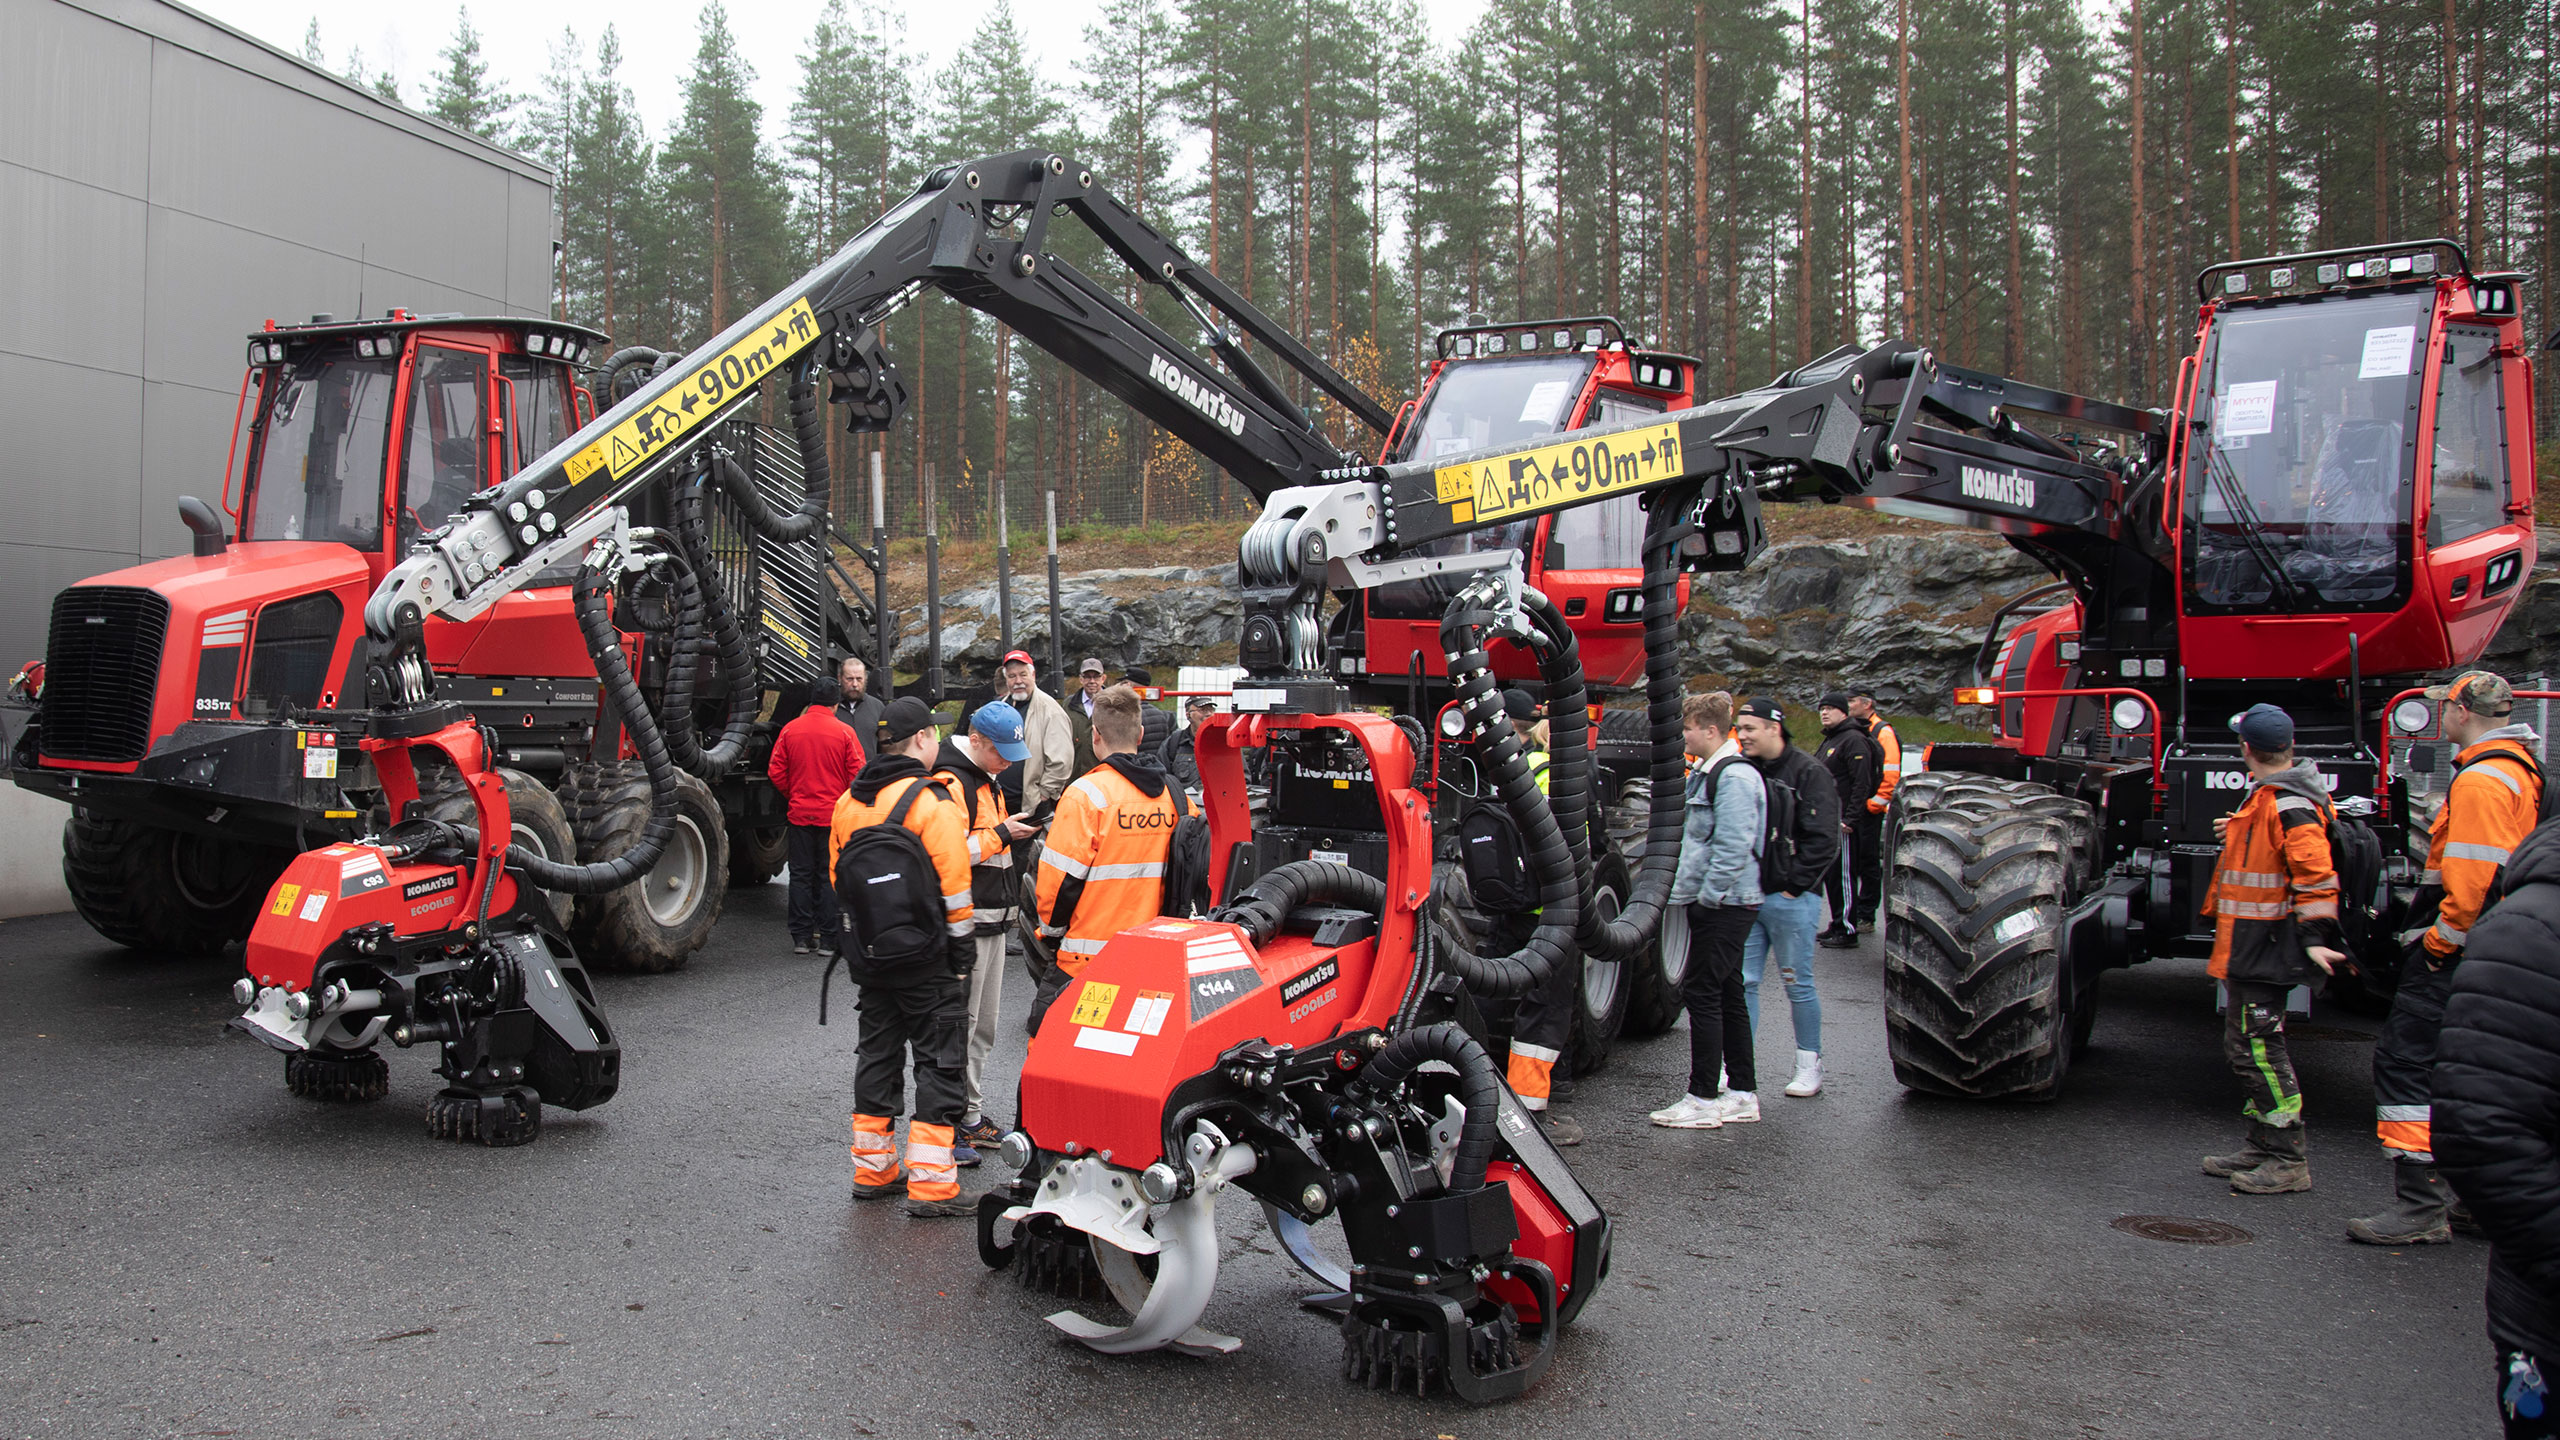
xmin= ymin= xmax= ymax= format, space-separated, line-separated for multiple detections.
xmin=2111 ymin=1215 xmax=2254 ymax=1245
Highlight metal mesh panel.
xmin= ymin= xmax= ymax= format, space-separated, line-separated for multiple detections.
xmin=39 ymin=586 xmax=168 ymax=763
xmin=702 ymin=420 xmax=829 ymax=690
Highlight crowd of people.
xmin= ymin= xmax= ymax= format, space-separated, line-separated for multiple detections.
xmin=772 ymin=652 xmax=2557 ymax=1436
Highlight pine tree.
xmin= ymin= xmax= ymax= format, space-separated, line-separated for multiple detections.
xmin=561 ymin=27 xmax=658 ymax=343
xmin=429 ymin=8 xmax=516 ymax=140
xmin=662 ymin=3 xmax=793 ymax=341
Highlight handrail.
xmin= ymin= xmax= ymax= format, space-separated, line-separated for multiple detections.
xmin=2375 ymin=686 xmax=2560 ymax=790
xmin=1955 ymin=684 xmax=2166 ymax=782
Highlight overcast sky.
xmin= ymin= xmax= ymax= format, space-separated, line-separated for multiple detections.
xmin=189 ymin=0 xmax=1494 ymax=155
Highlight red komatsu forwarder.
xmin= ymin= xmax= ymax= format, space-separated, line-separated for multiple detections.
xmin=8 ymin=312 xmax=840 ymax=972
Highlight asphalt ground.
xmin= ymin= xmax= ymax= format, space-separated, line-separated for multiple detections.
xmin=0 ymin=881 xmax=2503 ymax=1440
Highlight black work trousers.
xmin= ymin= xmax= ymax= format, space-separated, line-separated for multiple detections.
xmin=2374 ymin=957 xmax=2454 ymax=1160
xmin=1488 ymin=910 xmax=1577 ymax=1109
xmin=1848 ymin=813 xmax=1883 ymax=927
xmin=1683 ymin=902 xmax=1760 ymax=1097
xmin=2222 ymin=980 xmax=2303 ymax=1129
xmin=787 ymin=823 xmax=842 ymax=949
xmin=854 ymin=975 xmax=968 ymax=1127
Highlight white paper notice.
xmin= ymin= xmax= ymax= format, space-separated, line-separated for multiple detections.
xmin=2358 ymin=326 xmax=2416 ymax=380
xmin=2220 ymin=380 xmax=2278 ymax=438
xmin=1516 ymin=379 xmax=1573 ymax=424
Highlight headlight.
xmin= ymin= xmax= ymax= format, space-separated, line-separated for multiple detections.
xmin=2393 ymin=699 xmax=2433 ymax=734
xmin=2110 ymin=697 xmax=2148 ymax=732
xmin=1438 ymin=707 xmax=1469 ymax=739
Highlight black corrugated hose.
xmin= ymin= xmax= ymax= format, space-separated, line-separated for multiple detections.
xmin=703 ymin=357 xmax=831 ymax=543
xmin=1515 ymin=480 xmax=1690 ymax=965
xmin=1209 ymin=860 xmax=1385 ymax=944
xmin=436 ymin=569 xmax=680 ymax=896
xmin=1426 ymin=582 xmax=1581 ymax=998
xmin=660 ymin=464 xmax=758 ymax=778
xmin=1357 ymin=1022 xmax=1506 ymax=1193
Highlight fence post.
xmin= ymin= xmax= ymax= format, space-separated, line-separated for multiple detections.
xmin=1046 ymin=487 xmax=1064 ymax=697
xmin=871 ymin=448 xmax=891 ymax=700
xmin=996 ymin=470 xmax=1013 ymax=655
xmin=924 ymin=463 xmax=942 ymax=705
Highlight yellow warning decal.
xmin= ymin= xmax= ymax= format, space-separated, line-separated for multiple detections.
xmin=570 ymin=298 xmax=821 ymax=484
xmin=269 ymin=883 xmax=301 ymax=916
xmin=1432 ymin=422 xmax=1685 ymax=524
xmin=1069 ymin=980 xmax=1121 ymax=1028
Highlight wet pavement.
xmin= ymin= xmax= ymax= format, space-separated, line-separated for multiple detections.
xmin=0 ymin=883 xmax=2499 ymax=1438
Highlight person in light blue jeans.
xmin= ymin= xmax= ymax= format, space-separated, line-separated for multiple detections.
xmin=1732 ymin=698 xmax=1839 ymax=1098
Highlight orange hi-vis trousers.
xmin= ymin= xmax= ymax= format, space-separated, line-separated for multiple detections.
xmin=851 ymin=1114 xmax=961 ymax=1202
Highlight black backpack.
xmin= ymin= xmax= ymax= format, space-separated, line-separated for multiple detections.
xmin=1458 ymin=757 xmax=1549 ymax=915
xmin=2327 ymin=807 xmax=2383 ymax=955
xmin=823 ymin=777 xmax=953 ymax=1021
xmin=1161 ymin=786 xmax=1214 ymax=919
xmin=1702 ymin=753 xmax=1818 ymax=896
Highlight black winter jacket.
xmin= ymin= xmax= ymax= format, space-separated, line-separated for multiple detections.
xmin=1750 ymin=742 xmax=1842 ymax=896
xmin=1817 ymin=719 xmax=1882 ymax=820
xmin=2434 ymin=820 xmax=2560 ymax=1359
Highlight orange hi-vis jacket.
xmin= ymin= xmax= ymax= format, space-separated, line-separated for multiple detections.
xmin=2201 ymin=761 xmax=2343 ymax=982
xmin=827 ymin=755 xmax=974 ymax=944
xmin=932 ymin=739 xmax=1017 ymax=932
xmin=1863 ymin=716 xmax=1903 ymax=815
xmin=1035 ymin=756 xmax=1180 ymax=975
xmin=2419 ymin=727 xmax=2545 ymax=959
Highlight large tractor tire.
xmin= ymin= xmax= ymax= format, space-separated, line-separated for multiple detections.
xmin=62 ymin=813 xmax=290 ymax=957
xmin=1566 ymin=850 xmax=1634 ymax=1076
xmin=728 ymin=820 xmax=790 ymax=887
xmin=563 ymin=763 xmax=729 ymax=974
xmin=1622 ymin=898 xmax=1690 ymax=1038
xmin=418 ymin=768 xmax=576 ymax=928
xmin=1883 ymin=792 xmax=2087 ymax=1101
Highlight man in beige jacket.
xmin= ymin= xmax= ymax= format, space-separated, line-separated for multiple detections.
xmin=1000 ymin=649 xmax=1075 ymax=817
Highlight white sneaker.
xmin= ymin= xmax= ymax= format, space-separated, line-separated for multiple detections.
xmin=1784 ymin=1050 xmax=1823 ymax=1097
xmin=1648 ymin=1094 xmax=1724 ymax=1128
xmin=1712 ymin=1090 xmax=1761 ymax=1124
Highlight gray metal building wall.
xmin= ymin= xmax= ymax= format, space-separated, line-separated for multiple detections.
xmin=0 ymin=0 xmax=557 ymax=667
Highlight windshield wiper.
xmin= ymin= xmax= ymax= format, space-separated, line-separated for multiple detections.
xmin=2202 ymin=442 xmax=2308 ymax=610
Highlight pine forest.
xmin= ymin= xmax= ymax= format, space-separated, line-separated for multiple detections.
xmin=327 ymin=0 xmax=2560 ymax=537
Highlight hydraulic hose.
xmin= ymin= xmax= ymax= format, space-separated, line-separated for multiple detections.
xmin=437 ymin=568 xmax=681 ymax=895
xmin=703 ymin=357 xmax=831 ymax=543
xmin=594 ymin=346 xmax=669 ymax=408
xmin=1209 ymin=860 xmax=1385 ymax=944
xmin=1429 ymin=582 xmax=1580 ymax=998
xmin=1515 ymin=504 xmax=1687 ymax=965
xmin=1357 ymin=1022 xmax=1505 ymax=1193
xmin=661 ymin=465 xmax=758 ymax=778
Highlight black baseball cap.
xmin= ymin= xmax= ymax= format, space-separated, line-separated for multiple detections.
xmin=880 ymin=695 xmax=936 ymax=746
xmin=2230 ymin=702 xmax=2294 ymax=751
xmin=1503 ymin=687 xmax=1543 ymax=721
xmin=1738 ymin=698 xmax=1785 ymax=725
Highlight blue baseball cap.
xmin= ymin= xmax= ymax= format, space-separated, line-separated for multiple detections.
xmin=970 ymin=699 xmax=1030 ymax=761
xmin=2230 ymin=702 xmax=2294 ymax=751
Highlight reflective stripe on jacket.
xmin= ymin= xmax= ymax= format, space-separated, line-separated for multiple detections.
xmin=2202 ymin=762 xmax=2341 ymax=982
xmin=827 ymin=760 xmax=975 ymax=938
xmin=1863 ymin=717 xmax=1903 ymax=814
xmin=2420 ymin=728 xmax=2544 ymax=958
xmin=933 ymin=740 xmax=1017 ymax=932
xmin=1035 ymin=758 xmax=1180 ymax=974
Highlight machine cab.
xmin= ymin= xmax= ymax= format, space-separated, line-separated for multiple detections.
xmin=2171 ymin=242 xmax=2538 ymax=680
xmin=233 ymin=313 xmax=607 ymax=582
xmin=1351 ymin=317 xmax=1698 ymax=695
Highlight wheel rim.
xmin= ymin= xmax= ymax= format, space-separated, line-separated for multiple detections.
xmin=1657 ymin=900 xmax=1692 ymax=989
xmin=1582 ymin=883 xmax=1623 ymax=1018
xmin=511 ymin=818 xmax=550 ymax=859
xmin=642 ymin=814 xmax=710 ymax=927
xmin=168 ymin=833 xmax=264 ymax=910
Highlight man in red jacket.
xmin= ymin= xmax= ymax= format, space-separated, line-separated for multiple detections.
xmin=769 ymin=677 xmax=866 ymax=955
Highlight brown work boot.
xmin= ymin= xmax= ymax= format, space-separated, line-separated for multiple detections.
xmin=905 ymin=1196 xmax=973 ymax=1218
xmin=2346 ymin=1161 xmax=2454 ymax=1245
xmin=2229 ymin=1123 xmax=2310 ymax=1195
xmin=2201 ymin=1141 xmax=2278 ymax=1178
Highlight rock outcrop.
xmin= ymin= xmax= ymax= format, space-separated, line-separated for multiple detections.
xmin=890 ymin=529 xmax=2560 ymax=714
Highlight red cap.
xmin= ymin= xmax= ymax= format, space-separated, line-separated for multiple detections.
xmin=1002 ymin=649 xmax=1035 ymax=666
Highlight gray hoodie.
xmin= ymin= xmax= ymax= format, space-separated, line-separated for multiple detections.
xmin=1670 ymin=740 xmax=1765 ymax=909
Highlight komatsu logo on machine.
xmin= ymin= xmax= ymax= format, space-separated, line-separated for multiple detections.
xmin=1148 ymin=352 xmax=1247 ymax=437
xmin=1960 ymin=464 xmax=2035 ymax=509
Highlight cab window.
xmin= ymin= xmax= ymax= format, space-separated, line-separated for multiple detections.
xmin=244 ymin=349 xmax=396 ymax=547
xmin=405 ymin=345 xmax=489 ymax=535
xmin=1545 ymin=388 xmax=1665 ymax=571
xmin=2427 ymin=325 xmax=2511 ymax=546
xmin=498 ymin=354 xmax=572 ymax=477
